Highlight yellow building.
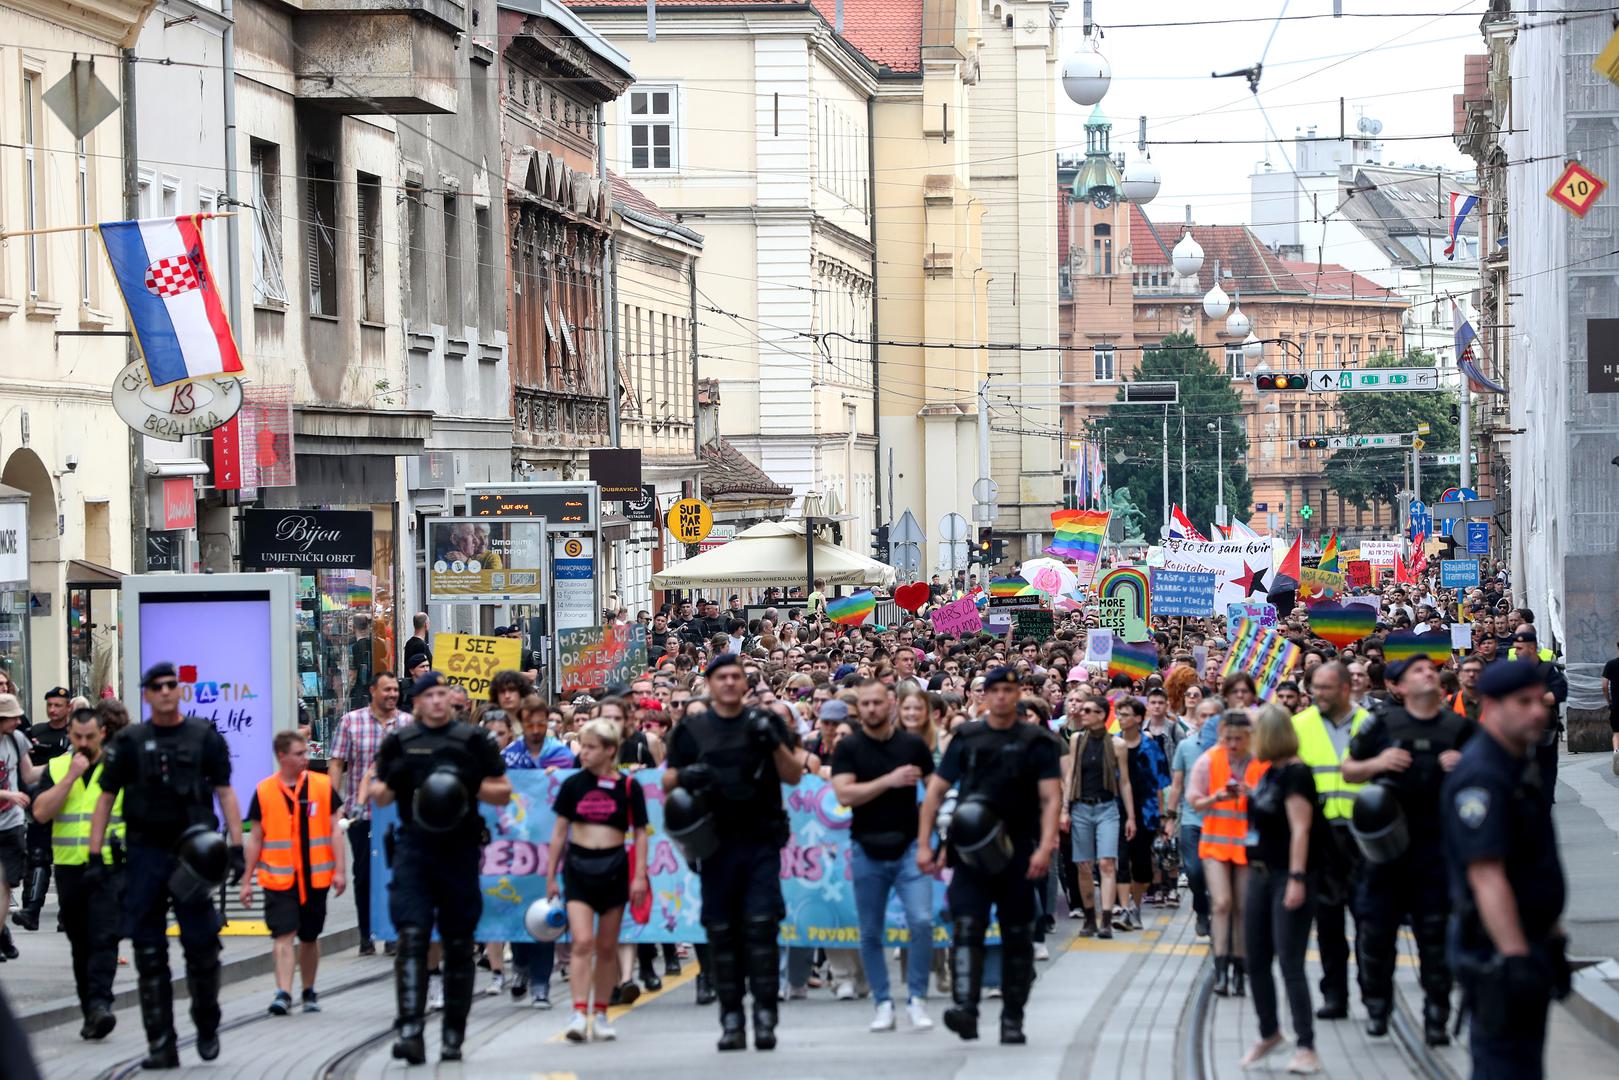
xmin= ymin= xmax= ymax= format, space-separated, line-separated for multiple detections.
xmin=0 ymin=1 xmax=152 ymax=703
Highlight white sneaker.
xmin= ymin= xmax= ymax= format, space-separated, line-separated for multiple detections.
xmin=565 ymin=1010 xmax=589 ymax=1043
xmin=906 ymin=997 xmax=933 ymax=1031
xmin=593 ymin=1014 xmax=617 ymax=1041
xmin=1034 ymin=942 xmax=1051 ymax=961
xmin=835 ymin=981 xmax=857 ymax=1001
xmin=485 ymin=972 xmax=506 ymax=996
xmin=427 ymin=973 xmax=444 ymax=1012
xmin=869 ymin=1000 xmax=896 ymax=1032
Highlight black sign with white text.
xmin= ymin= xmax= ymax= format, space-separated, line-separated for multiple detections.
xmin=241 ymin=509 xmax=374 ymax=570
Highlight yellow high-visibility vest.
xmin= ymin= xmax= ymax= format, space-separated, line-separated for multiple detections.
xmin=47 ymin=753 xmax=124 ymax=865
xmin=1291 ymin=705 xmax=1370 ymax=822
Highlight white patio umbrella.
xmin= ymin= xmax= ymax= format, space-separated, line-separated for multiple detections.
xmin=651 ymin=521 xmax=896 ymax=590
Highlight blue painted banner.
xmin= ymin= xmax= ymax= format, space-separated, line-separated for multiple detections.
xmin=370 ymin=771 xmax=981 ymax=947
xmin=1149 ymin=568 xmax=1217 ymax=616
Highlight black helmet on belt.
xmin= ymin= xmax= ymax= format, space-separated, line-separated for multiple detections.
xmin=947 ymin=797 xmax=1013 ymax=875
xmin=413 ymin=768 xmax=470 ymax=833
xmin=1350 ymin=781 xmax=1409 ymax=865
xmin=663 ymin=786 xmax=719 ymax=864
xmin=168 ymin=825 xmax=228 ymax=902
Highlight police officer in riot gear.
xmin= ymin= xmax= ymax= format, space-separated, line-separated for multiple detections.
xmin=14 ymin=685 xmax=71 ymax=933
xmin=662 ymin=653 xmax=805 ymax=1052
xmin=89 ymin=662 xmax=244 ymax=1070
xmin=1442 ymin=660 xmax=1569 ymax=1080
xmin=1342 ymin=655 xmax=1475 ymax=1044
xmin=917 ymin=667 xmax=1062 ymax=1045
xmin=370 ymin=671 xmax=510 ymax=1066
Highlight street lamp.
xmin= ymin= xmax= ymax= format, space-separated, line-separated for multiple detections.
xmin=1062 ymin=47 xmax=1112 ymax=106
xmin=1207 ymin=419 xmax=1225 ymax=525
xmin=1203 ymin=282 xmax=1230 ymax=319
xmin=1243 ymin=332 xmax=1264 ymax=361
xmin=1172 ymin=231 xmax=1204 ymax=278
xmin=1121 ymin=156 xmax=1161 ymax=204
xmin=1226 ymin=304 xmax=1251 ymax=338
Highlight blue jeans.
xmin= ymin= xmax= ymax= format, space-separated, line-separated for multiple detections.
xmin=851 ymin=840 xmax=933 ymax=1004
xmin=509 ymin=941 xmax=556 ymax=997
xmin=1178 ymin=823 xmax=1208 ymax=919
xmin=1069 ymin=800 xmax=1120 ymax=863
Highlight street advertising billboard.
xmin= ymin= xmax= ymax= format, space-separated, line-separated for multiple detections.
xmin=426 ymin=517 xmax=546 ymax=603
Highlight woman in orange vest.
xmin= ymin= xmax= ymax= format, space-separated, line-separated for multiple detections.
xmin=240 ymin=730 xmax=346 ymax=1017
xmin=1187 ymin=711 xmax=1261 ymax=997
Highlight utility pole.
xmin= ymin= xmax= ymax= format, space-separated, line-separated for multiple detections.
xmin=1161 ymin=406 xmax=1170 ymax=533
xmin=1458 ymin=386 xmax=1472 ymax=490
xmin=123 ymin=48 xmax=146 ymax=571
xmin=1179 ymin=409 xmax=1186 ymax=508
xmin=1215 ymin=417 xmax=1225 ymax=522
xmin=1412 ymin=429 xmax=1423 ymax=509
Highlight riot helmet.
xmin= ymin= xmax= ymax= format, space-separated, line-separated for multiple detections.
xmin=168 ymin=825 xmax=228 ymax=903
xmin=1350 ymin=781 xmax=1410 ymax=864
xmin=664 ymin=786 xmax=719 ymax=863
xmin=948 ymin=797 xmax=1013 ymax=875
xmin=413 ymin=768 xmax=470 ymax=833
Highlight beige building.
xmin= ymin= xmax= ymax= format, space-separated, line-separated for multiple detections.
xmin=0 ymin=1 xmax=151 ymax=704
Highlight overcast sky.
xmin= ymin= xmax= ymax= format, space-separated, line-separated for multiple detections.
xmin=1053 ymin=1 xmax=1484 ymax=228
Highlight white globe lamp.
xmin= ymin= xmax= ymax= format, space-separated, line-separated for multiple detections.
xmin=1243 ymin=332 xmax=1264 ymax=361
xmin=1120 ymin=157 xmax=1161 ymax=205
xmin=1202 ymin=283 xmax=1230 ymax=319
xmin=1226 ymin=306 xmax=1251 ymax=338
xmin=1172 ymin=231 xmax=1204 ymax=278
xmin=1062 ymin=48 xmax=1112 ymax=107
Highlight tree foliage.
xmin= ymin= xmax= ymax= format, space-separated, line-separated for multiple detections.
xmin=1100 ymin=333 xmax=1251 ymax=535
xmin=1322 ymin=350 xmax=1460 ymax=510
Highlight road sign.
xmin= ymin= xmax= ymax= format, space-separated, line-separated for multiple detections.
xmin=1433 ymin=452 xmax=1479 ymax=466
xmin=1433 ymin=499 xmax=1495 ymax=522
xmin=1308 ymin=368 xmax=1442 ymax=393
xmin=1440 ymin=559 xmax=1481 ymax=589
xmin=971 ymin=477 xmax=999 ymax=504
xmin=1305 ymin=433 xmax=1411 ymax=450
xmin=891 ymin=509 xmax=926 ymax=545
xmin=1409 ymin=499 xmax=1427 ymax=518
xmin=939 ymin=512 xmax=970 ymax=544
xmin=665 ymin=497 xmax=713 ymax=544
xmin=1466 ymin=522 xmax=1489 ymax=555
xmin=893 ymin=543 xmax=921 ymax=576
xmin=1416 ymin=422 xmax=1431 ymax=436
xmin=1549 ymin=160 xmax=1606 ymax=218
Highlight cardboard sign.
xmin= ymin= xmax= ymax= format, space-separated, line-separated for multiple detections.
xmin=1084 ymin=628 xmax=1114 ymax=666
xmin=434 ymin=633 xmax=523 ymax=701
xmin=557 ymin=624 xmax=648 ymax=694
xmin=1014 ymin=609 xmax=1054 ymax=641
xmin=1149 ymin=568 xmax=1216 ymax=616
xmin=1299 ymin=566 xmax=1345 ymax=599
xmin=1346 ymin=560 xmax=1372 ymax=589
xmin=1226 ymin=602 xmax=1278 ymax=641
xmin=928 ymin=596 xmax=983 ymax=637
xmin=1359 ymin=540 xmax=1400 ymax=566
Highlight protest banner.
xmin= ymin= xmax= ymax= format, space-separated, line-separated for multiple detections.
xmin=1385 ymin=630 xmax=1455 ymax=666
xmin=1299 ymin=566 xmax=1345 ymax=599
xmin=1014 ymin=609 xmax=1054 ymax=640
xmin=1161 ymin=537 xmax=1276 ymax=610
xmin=1097 ymin=567 xmax=1150 ymax=641
xmin=557 ymin=624 xmax=647 ymax=693
xmin=1346 ymin=560 xmax=1372 ymax=589
xmin=433 ymin=633 xmax=524 ymax=701
xmin=1304 ymin=601 xmax=1376 ymax=649
xmin=928 ymin=596 xmax=982 ymax=637
xmin=1084 ymin=628 xmax=1114 ymax=666
xmin=370 ymin=772 xmax=986 ymax=947
xmin=1225 ymin=602 xmax=1277 ymax=641
xmin=1149 ymin=568 xmax=1217 ymax=616
xmin=1360 ymin=540 xmax=1401 ymax=566
xmin=1223 ymin=619 xmax=1300 ymax=700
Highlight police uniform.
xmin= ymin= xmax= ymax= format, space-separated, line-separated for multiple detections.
xmin=96 ymin=663 xmax=238 ymax=1069
xmin=15 ymin=686 xmax=71 ymax=931
xmin=371 ymin=671 xmax=505 ymax=1065
xmin=47 ymin=743 xmax=125 ymax=1039
xmin=935 ymin=668 xmax=1062 ymax=1044
xmin=1347 ymin=673 xmax=1476 ymax=1042
xmin=1442 ymin=660 xmax=1568 ymax=1080
xmin=663 ymin=654 xmax=795 ymax=1052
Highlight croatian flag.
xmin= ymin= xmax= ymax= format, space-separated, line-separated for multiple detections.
xmin=1168 ymin=504 xmax=1207 ymax=542
xmin=1444 ymin=191 xmax=1478 ymax=261
xmin=98 ymin=215 xmax=243 ymax=388
xmin=1452 ymin=301 xmax=1506 ymax=394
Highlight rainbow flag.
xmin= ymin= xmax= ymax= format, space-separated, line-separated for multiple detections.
xmin=1045 ymin=509 xmax=1110 ymax=563
xmin=1384 ymin=630 xmax=1453 ymax=665
xmin=1223 ymin=618 xmax=1300 ymax=700
xmin=826 ymin=591 xmax=876 ymax=626
xmin=989 ymin=577 xmax=1036 ymax=598
xmin=1319 ymin=532 xmax=1340 ymax=575
xmin=1108 ymin=640 xmax=1159 ymax=682
xmin=1305 ymin=600 xmax=1375 ymax=649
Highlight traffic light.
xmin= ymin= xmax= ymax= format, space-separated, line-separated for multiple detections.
xmin=1298 ymin=437 xmax=1331 ymax=450
xmin=870 ymin=524 xmax=890 ymax=563
xmin=1449 ymin=403 xmax=1460 ymax=424
xmin=1254 ymin=373 xmax=1307 ymax=391
xmin=990 ymin=538 xmax=1008 ymax=565
xmin=973 ymin=527 xmax=993 ymax=565
xmin=1439 ymin=532 xmax=1458 ymax=559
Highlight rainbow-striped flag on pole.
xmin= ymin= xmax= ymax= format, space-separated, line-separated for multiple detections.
xmin=1222 ymin=618 xmax=1300 ymax=700
xmin=1108 ymin=639 xmax=1159 ymax=682
xmin=1045 ymin=509 xmax=1110 ymax=563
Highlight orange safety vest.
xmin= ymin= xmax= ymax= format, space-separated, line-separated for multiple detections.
xmin=1197 ymin=748 xmax=1268 ymax=866
xmin=254 ymin=771 xmax=336 ymax=902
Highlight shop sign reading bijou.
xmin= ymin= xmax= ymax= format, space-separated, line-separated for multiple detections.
xmin=112 ymin=359 xmax=243 ymax=441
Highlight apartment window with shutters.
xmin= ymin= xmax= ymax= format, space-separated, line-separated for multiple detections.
xmin=405 ymin=183 xmax=425 ymax=320
xmin=21 ymin=70 xmax=44 ymax=299
xmin=1093 ymin=345 xmax=1116 ymax=382
xmin=627 ymin=87 xmax=676 ymax=171
xmin=443 ymin=194 xmax=462 ymax=327
xmin=250 ymin=141 xmax=287 ymax=305
xmin=305 ymin=157 xmax=338 ymax=316
xmin=355 ymin=172 xmax=382 ymax=322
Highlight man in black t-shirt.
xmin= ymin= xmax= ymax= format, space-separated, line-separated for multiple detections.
xmin=14 ymin=685 xmax=70 ymax=933
xmin=663 ymin=653 xmax=805 ymax=1053
xmin=831 ymin=678 xmax=935 ymax=1033
xmin=919 ymin=667 xmax=1061 ymax=1045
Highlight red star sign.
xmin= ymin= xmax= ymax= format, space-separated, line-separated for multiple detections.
xmin=1231 ymin=561 xmax=1268 ymax=596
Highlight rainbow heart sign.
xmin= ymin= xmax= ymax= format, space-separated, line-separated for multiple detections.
xmin=1305 ymin=601 xmax=1377 ymax=649
xmin=826 ymin=591 xmax=876 ymax=627
xmin=894 ymin=582 xmax=930 ymax=613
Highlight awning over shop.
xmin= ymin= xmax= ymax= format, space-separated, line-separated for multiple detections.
xmin=67 ymin=560 xmax=124 ymax=589
xmin=651 ymin=521 xmax=895 ymax=590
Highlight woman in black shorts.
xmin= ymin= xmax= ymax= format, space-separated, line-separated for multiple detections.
xmin=546 ymin=717 xmax=649 ymax=1042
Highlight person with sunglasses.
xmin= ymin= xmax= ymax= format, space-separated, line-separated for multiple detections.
xmin=1058 ymin=695 xmax=1133 ymax=938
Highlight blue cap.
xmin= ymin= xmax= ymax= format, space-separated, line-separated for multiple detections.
xmin=982 ymin=666 xmax=1018 ymax=690
xmin=1477 ymin=659 xmax=1546 ymax=699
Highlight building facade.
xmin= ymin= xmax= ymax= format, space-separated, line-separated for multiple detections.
xmin=0 ymin=0 xmax=148 ymax=704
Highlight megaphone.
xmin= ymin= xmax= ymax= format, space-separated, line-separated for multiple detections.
xmin=524 ymin=896 xmax=568 ymax=943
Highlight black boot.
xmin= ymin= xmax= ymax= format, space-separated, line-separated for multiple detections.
xmin=1097 ymin=908 xmax=1114 ymax=940
xmin=1423 ymin=998 xmax=1451 ymax=1046
xmin=708 ymin=922 xmax=748 ymax=1051
xmin=1230 ymin=957 xmax=1246 ymax=998
xmin=1364 ymin=1001 xmax=1390 ymax=1038
xmin=134 ymin=943 xmax=179 ymax=1070
xmin=82 ymin=1005 xmax=117 ymax=1040
xmin=391 ymin=926 xmax=430 ymax=1066
xmin=13 ymin=864 xmax=48 ymax=931
xmin=440 ymin=937 xmax=476 ymax=1062
xmin=999 ymin=921 xmax=1034 ymax=1046
xmin=664 ymin=943 xmax=683 ymax=977
xmin=1315 ymin=992 xmax=1349 ymax=1020
xmin=943 ymin=916 xmax=985 ymax=1041
xmin=695 ymin=970 xmax=716 ymax=1005
xmin=0 ymin=924 xmax=17 ymax=960
xmin=1211 ymin=956 xmax=1230 ymax=997
xmin=1078 ymin=908 xmax=1097 ymax=938
xmin=184 ymin=948 xmax=223 ymax=1061
xmin=744 ymin=914 xmax=780 ymax=1051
